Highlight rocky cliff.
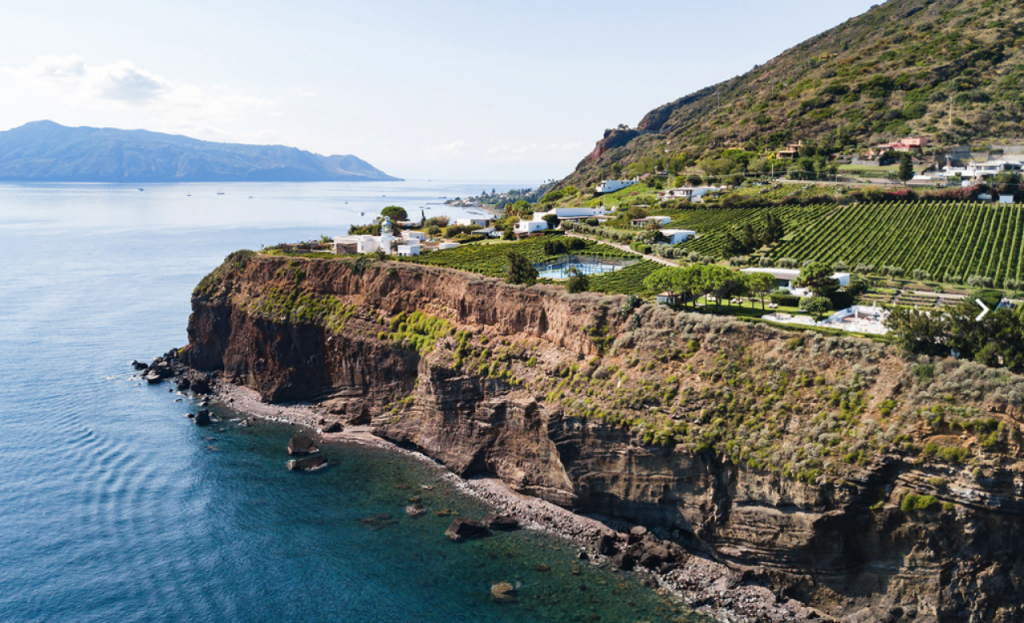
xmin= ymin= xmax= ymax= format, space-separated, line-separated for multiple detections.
xmin=185 ymin=252 xmax=1024 ymax=622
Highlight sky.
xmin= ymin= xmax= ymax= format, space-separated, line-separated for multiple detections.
xmin=0 ymin=0 xmax=882 ymax=181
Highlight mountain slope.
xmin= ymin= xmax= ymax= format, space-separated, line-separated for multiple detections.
xmin=0 ymin=121 xmax=401 ymax=183
xmin=567 ymin=0 xmax=1024 ymax=186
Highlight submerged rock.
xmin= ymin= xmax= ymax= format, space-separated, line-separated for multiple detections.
xmin=445 ymin=518 xmax=489 ymax=542
xmin=406 ymin=504 xmax=428 ymax=518
xmin=484 ymin=514 xmax=519 ymax=531
xmin=287 ymin=435 xmax=319 ymax=455
xmin=194 ymin=409 xmax=212 ymax=426
xmin=490 ymin=582 xmax=517 ymax=602
xmin=287 ymin=456 xmax=328 ymax=472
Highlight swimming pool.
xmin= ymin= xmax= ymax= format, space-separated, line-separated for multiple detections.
xmin=535 ymin=255 xmax=636 ymax=280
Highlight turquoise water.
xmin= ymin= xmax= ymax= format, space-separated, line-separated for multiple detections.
xmin=0 ymin=182 xmax=703 ymax=622
xmin=536 ymin=256 xmax=633 ymax=280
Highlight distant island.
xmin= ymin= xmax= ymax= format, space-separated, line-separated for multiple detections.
xmin=0 ymin=120 xmax=401 ymax=183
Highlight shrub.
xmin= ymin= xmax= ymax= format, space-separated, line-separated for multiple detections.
xmin=505 ymin=251 xmax=538 ymax=286
xmin=770 ymin=292 xmax=801 ymax=307
xmin=901 ymin=492 xmax=940 ymax=513
xmin=565 ymin=266 xmax=590 ymax=294
xmin=777 ymin=258 xmax=799 ymax=269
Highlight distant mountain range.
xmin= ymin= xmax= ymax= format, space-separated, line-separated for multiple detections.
xmin=0 ymin=121 xmax=401 ymax=183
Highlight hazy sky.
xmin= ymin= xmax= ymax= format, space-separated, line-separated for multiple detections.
xmin=0 ymin=1 xmax=881 ymax=181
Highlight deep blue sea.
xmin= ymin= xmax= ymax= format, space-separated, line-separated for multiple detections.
xmin=0 ymin=182 xmax=703 ymax=623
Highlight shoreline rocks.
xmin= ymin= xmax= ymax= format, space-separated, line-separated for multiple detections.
xmin=445 ymin=518 xmax=489 ymax=542
xmin=287 ymin=435 xmax=319 ymax=455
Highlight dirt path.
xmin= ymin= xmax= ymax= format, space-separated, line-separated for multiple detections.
xmin=565 ymin=232 xmax=678 ymax=267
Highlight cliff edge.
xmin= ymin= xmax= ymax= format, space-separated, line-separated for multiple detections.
xmin=183 ymin=251 xmax=1024 ymax=622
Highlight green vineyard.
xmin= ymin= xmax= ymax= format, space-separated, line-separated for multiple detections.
xmin=666 ymin=204 xmax=832 ymax=257
xmin=769 ymin=202 xmax=1024 ymax=284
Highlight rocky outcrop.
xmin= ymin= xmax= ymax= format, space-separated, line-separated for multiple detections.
xmin=182 ymin=254 xmax=1024 ymax=623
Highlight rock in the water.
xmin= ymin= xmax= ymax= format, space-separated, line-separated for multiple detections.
xmin=445 ymin=518 xmax=489 ymax=542
xmin=490 ymin=582 xmax=516 ymax=601
xmin=597 ymin=534 xmax=618 ymax=556
xmin=287 ymin=456 xmax=328 ymax=472
xmin=238 ymin=418 xmax=251 ymax=427
xmin=484 ymin=514 xmax=519 ymax=531
xmin=186 ymin=412 xmax=195 ymax=419
xmin=194 ymin=410 xmax=212 ymax=426
xmin=406 ymin=504 xmax=428 ymax=518
xmin=176 ymin=378 xmax=191 ymax=391
xmin=145 ymin=372 xmax=163 ymax=384
xmin=611 ymin=551 xmax=635 ymax=571
xmin=190 ymin=377 xmax=211 ymax=395
xmin=287 ymin=435 xmax=319 ymax=455
xmin=131 ymin=360 xmax=148 ymax=370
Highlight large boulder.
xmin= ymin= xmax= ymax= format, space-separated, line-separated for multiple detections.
xmin=321 ymin=421 xmax=344 ymax=433
xmin=131 ymin=360 xmax=149 ymax=371
xmin=628 ymin=525 xmax=648 ymax=544
xmin=287 ymin=435 xmax=319 ymax=455
xmin=194 ymin=409 xmax=212 ymax=426
xmin=445 ymin=518 xmax=489 ymax=542
xmin=597 ymin=533 xmax=619 ymax=556
xmin=483 ymin=514 xmax=519 ymax=531
xmin=175 ymin=378 xmax=192 ymax=391
xmin=639 ymin=544 xmax=672 ymax=569
xmin=287 ymin=456 xmax=328 ymax=472
xmin=611 ymin=551 xmax=636 ymax=571
xmin=190 ymin=376 xmax=211 ymax=395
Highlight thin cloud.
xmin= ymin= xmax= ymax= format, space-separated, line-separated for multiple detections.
xmin=427 ymin=140 xmax=467 ymax=153
xmin=3 ymin=55 xmax=274 ymax=127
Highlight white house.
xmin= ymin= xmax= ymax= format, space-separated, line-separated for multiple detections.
xmin=661 ymin=186 xmax=722 ymax=203
xmin=438 ymin=242 xmax=461 ymax=250
xmin=935 ymin=159 xmax=1023 ymax=180
xmin=631 ymin=215 xmax=671 ymax=228
xmin=1000 ymin=195 xmax=1015 ymax=205
xmin=338 ymin=216 xmax=399 ymax=255
xmin=396 ymin=240 xmax=420 ymax=256
xmin=595 ymin=179 xmax=639 ymax=194
xmin=514 ymin=218 xmax=549 ymax=234
xmin=404 ymin=231 xmax=427 ymax=241
xmin=740 ymin=268 xmax=850 ymax=293
xmin=456 ymin=217 xmax=491 ymax=228
xmin=660 ymin=229 xmax=696 ymax=244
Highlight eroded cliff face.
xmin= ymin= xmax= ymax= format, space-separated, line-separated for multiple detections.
xmin=186 ymin=253 xmax=1024 ymax=623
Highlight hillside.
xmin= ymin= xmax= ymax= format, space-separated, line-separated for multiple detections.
xmin=566 ymin=0 xmax=1024 ymax=187
xmin=0 ymin=121 xmax=401 ymax=183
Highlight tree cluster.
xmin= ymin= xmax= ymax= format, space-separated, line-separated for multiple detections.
xmin=642 ymin=265 xmax=778 ymax=311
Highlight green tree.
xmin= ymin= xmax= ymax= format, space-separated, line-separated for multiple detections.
xmin=505 ymin=251 xmax=538 ymax=286
xmin=898 ymin=152 xmax=914 ymax=185
xmin=801 ymin=296 xmax=833 ymax=320
xmin=565 ymin=266 xmax=590 ymax=293
xmin=703 ymin=265 xmax=743 ymax=311
xmin=502 ymin=223 xmax=515 ymax=240
xmin=746 ymin=272 xmax=777 ymax=310
xmin=542 ymin=214 xmax=560 ymax=229
xmin=381 ymin=206 xmax=408 ymax=221
xmin=686 ymin=174 xmax=703 ymax=186
xmin=795 ymin=261 xmax=839 ymax=297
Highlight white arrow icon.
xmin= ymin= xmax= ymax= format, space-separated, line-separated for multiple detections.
xmin=975 ymin=299 xmax=990 ymax=322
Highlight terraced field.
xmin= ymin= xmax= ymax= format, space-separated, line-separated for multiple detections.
xmin=770 ymin=202 xmax=1024 ymax=284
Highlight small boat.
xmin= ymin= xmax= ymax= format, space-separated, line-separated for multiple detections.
xmin=217 ymin=192 xmax=225 ymax=195
xmin=186 ymin=194 xmax=191 ymax=197
xmin=248 ymin=196 xmax=253 ymax=199
xmin=138 ymin=188 xmax=144 ymax=191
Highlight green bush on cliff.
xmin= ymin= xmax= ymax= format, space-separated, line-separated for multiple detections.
xmin=250 ymin=287 xmax=356 ymax=332
xmin=386 ymin=311 xmax=451 ymax=354
xmin=901 ymin=492 xmax=941 ymax=513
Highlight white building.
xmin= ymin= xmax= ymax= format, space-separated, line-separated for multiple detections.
xmin=456 ymin=217 xmax=491 ymax=228
xmin=660 ymin=229 xmax=696 ymax=244
xmin=1000 ymin=195 xmax=1015 ymax=205
xmin=595 ymin=179 xmax=639 ymax=194
xmin=404 ymin=231 xmax=427 ymax=241
xmin=395 ymin=241 xmax=420 ymax=257
xmin=662 ymin=186 xmax=723 ymax=203
xmin=514 ymin=218 xmax=549 ymax=234
xmin=936 ymin=160 xmax=1023 ymax=180
xmin=631 ymin=215 xmax=671 ymax=228
xmin=740 ymin=268 xmax=850 ymax=294
xmin=335 ymin=216 xmax=403 ymax=255
xmin=472 ymin=227 xmax=500 ymax=237
xmin=438 ymin=242 xmax=461 ymax=250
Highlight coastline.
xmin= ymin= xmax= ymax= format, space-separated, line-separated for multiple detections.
xmin=204 ymin=382 xmax=824 ymax=623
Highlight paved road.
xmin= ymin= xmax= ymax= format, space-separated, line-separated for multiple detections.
xmin=565 ymin=232 xmax=679 ymax=267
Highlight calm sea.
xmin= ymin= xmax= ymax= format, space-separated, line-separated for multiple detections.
xmin=0 ymin=182 xmax=706 ymax=623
